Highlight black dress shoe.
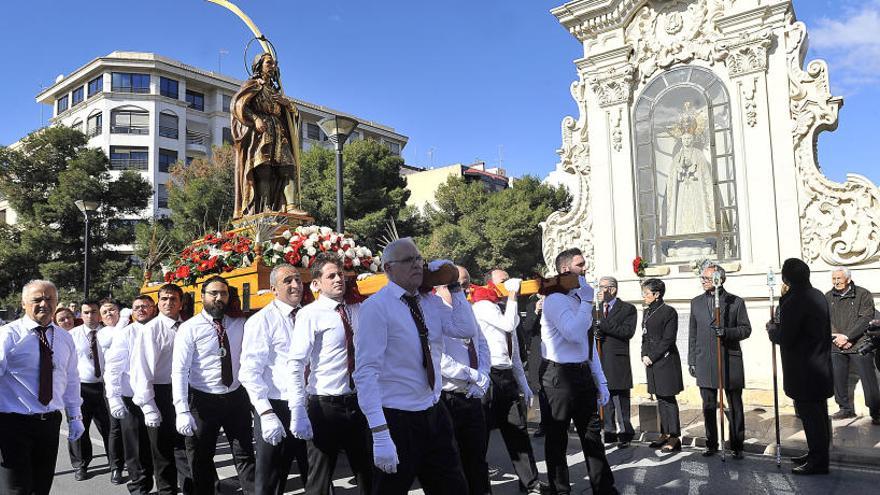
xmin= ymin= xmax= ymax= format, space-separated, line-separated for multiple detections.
xmin=831 ymin=410 xmax=856 ymax=420
xmin=792 ymin=463 xmax=829 ymax=475
xmin=702 ymin=448 xmax=718 ymax=457
xmin=526 ymin=481 xmax=550 ymax=494
xmin=661 ymin=437 xmax=682 ymax=452
xmin=649 ymin=434 xmax=669 ymax=449
xmin=74 ymin=467 xmax=87 ymax=481
xmin=617 ymin=440 xmax=630 ymax=449
xmin=732 ymin=450 xmax=744 ymax=460
xmin=110 ymin=468 xmax=124 ymax=485
xmin=791 ymin=453 xmax=810 ymax=465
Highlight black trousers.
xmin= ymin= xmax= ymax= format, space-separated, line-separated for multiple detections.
xmin=539 ymin=360 xmax=615 ymax=495
xmin=487 ymin=367 xmax=539 ymax=491
xmin=602 ymin=389 xmax=634 ymax=442
xmin=68 ymin=381 xmax=113 ymax=469
xmin=793 ymin=400 xmax=831 ymax=468
xmin=372 ymin=402 xmax=468 ymax=495
xmin=186 ymin=387 xmax=255 ymax=495
xmin=699 ymin=387 xmax=744 ymax=450
xmin=656 ymin=395 xmax=680 ymax=437
xmin=109 ymin=413 xmax=125 ymax=470
xmin=0 ymin=411 xmax=62 ymax=495
xmin=305 ymin=394 xmax=372 ymax=495
xmin=147 ymin=383 xmax=193 ymax=495
xmin=120 ymin=396 xmax=154 ymax=495
xmin=442 ymin=391 xmax=490 ymax=495
xmin=832 ymin=351 xmax=880 ymax=415
xmin=253 ymin=399 xmax=309 ymax=495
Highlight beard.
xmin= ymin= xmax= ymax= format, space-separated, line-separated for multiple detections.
xmin=205 ymin=300 xmax=226 ymax=320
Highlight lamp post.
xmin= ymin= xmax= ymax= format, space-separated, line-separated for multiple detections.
xmin=75 ymin=200 xmax=99 ymax=300
xmin=317 ymin=115 xmax=359 ymax=234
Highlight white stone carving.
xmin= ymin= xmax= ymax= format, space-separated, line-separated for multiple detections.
xmin=724 ymin=33 xmax=772 ymax=77
xmin=785 ymin=15 xmax=880 ymax=265
xmin=611 ymin=108 xmax=623 ymax=152
xmin=742 ymin=77 xmax=757 ymax=128
xmin=587 ymin=64 xmax=634 ymax=108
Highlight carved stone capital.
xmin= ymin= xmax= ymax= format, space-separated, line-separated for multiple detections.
xmin=587 ymin=64 xmax=634 ymax=108
xmin=723 ymin=31 xmax=772 ymax=77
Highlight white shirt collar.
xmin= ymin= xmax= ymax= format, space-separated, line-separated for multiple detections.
xmin=156 ymin=312 xmax=181 ymax=327
xmin=314 ymin=294 xmax=345 ymax=310
xmin=272 ymin=298 xmax=299 ymax=316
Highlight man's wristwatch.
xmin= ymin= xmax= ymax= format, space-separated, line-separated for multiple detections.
xmin=370 ymin=424 xmax=389 ymax=433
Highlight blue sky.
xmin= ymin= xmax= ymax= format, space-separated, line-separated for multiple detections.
xmin=0 ymin=0 xmax=876 ymax=185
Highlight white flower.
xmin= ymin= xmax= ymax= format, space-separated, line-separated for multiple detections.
xmin=160 ymin=264 xmax=171 ymax=275
xmin=352 ymin=258 xmax=361 ymax=267
xmin=322 ymin=240 xmax=332 ymax=250
xmin=337 ymin=248 xmax=346 ymax=257
xmin=329 ymin=234 xmax=339 ymax=244
xmin=344 ymin=248 xmax=355 ymax=258
xmin=370 ymin=260 xmax=380 ymax=272
xmin=361 ymin=248 xmax=372 ymax=257
xmin=320 ymin=226 xmax=332 ymax=236
xmin=281 ymin=229 xmax=293 ymax=239
xmin=301 ymin=255 xmax=310 ymax=267
xmin=209 ymin=247 xmax=225 ymax=258
xmin=308 ymin=233 xmax=319 ymax=242
xmin=307 ymin=246 xmax=317 ymax=256
xmin=272 ymin=242 xmax=285 ymax=252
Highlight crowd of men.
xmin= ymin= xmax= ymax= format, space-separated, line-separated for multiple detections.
xmin=1 ymin=238 xmax=878 ymax=495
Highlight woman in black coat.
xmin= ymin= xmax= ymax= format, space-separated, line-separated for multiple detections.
xmin=640 ymin=278 xmax=684 ymax=452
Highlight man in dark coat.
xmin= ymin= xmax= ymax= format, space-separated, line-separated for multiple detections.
xmin=688 ymin=263 xmax=752 ymax=458
xmin=767 ymin=258 xmax=833 ymax=475
xmin=825 ymin=268 xmax=879 ymax=422
xmin=595 ymin=276 xmax=637 ymax=447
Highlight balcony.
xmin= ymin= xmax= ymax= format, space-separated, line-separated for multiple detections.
xmin=112 ymin=86 xmax=150 ymax=94
xmin=186 ymin=129 xmax=210 ymax=153
xmin=111 ymin=126 xmax=149 ymax=135
xmin=159 ymin=126 xmax=179 ymax=139
xmin=110 ymin=158 xmax=148 ymax=171
xmin=86 ymin=127 xmax=102 ymax=138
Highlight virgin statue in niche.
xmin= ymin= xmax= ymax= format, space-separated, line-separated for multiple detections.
xmin=664 ymin=102 xmax=716 ymax=236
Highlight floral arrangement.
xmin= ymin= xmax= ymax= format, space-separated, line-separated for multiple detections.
xmin=632 ymin=256 xmax=648 ymax=277
xmin=162 ymin=231 xmax=255 ymax=285
xmin=690 ymin=258 xmax=713 ymax=276
xmin=261 ymin=225 xmax=380 ymax=272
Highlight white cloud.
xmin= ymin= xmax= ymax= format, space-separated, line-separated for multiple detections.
xmin=809 ymin=2 xmax=880 ymax=94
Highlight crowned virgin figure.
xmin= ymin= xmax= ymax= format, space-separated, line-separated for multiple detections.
xmin=664 ymin=102 xmax=716 ymax=236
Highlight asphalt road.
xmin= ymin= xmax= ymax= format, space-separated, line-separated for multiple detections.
xmin=51 ymin=426 xmax=878 ymax=494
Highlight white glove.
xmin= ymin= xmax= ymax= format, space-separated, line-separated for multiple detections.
xmin=143 ymin=409 xmax=162 ymax=428
xmin=577 ymin=276 xmax=594 ymax=302
xmin=503 ymin=278 xmax=522 ymax=294
xmin=108 ymin=397 xmax=128 ymax=419
xmin=523 ymin=386 xmax=534 ymax=408
xmin=427 ymin=259 xmax=454 ymax=272
xmin=260 ymin=412 xmax=287 ymax=446
xmin=466 ymin=383 xmax=485 ymax=399
xmin=372 ymin=429 xmax=399 ymax=474
xmin=597 ymin=381 xmax=610 ymax=407
xmin=290 ymin=406 xmax=313 ymax=441
xmin=176 ymin=412 xmax=197 ymax=436
xmin=68 ymin=419 xmax=85 ymax=441
xmin=475 ymin=372 xmax=491 ymax=394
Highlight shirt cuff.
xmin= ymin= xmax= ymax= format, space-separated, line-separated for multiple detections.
xmin=253 ymin=398 xmax=273 ymax=416
xmin=140 ymin=401 xmax=159 ymax=416
xmin=65 ymin=407 xmax=82 ymax=419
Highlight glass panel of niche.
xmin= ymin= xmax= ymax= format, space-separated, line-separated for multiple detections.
xmin=632 ymin=66 xmax=740 ymax=265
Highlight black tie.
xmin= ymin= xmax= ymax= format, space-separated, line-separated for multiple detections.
xmin=336 ymin=304 xmax=356 ymax=389
xmin=35 ymin=326 xmax=53 ymax=405
xmin=212 ymin=319 xmax=233 ymax=387
xmin=89 ymin=329 xmax=101 ymax=378
xmin=467 ymin=339 xmax=478 ymax=369
xmin=401 ymin=294 xmax=435 ymax=390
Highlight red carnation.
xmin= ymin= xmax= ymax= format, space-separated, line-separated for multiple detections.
xmin=176 ymin=265 xmax=191 ymax=279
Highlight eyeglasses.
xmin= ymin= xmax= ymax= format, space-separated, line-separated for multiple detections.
xmin=387 ymin=255 xmax=424 ymax=266
xmin=700 ymin=276 xmax=712 ymax=281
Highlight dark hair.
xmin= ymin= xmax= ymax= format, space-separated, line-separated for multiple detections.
xmin=782 ymin=258 xmax=811 ymax=286
xmin=81 ymin=300 xmax=100 ymax=309
xmin=641 ymin=278 xmax=666 ymax=299
xmin=310 ymin=252 xmax=343 ymax=280
xmin=201 ymin=276 xmax=230 ymax=294
xmin=98 ymin=298 xmax=120 ymax=309
xmin=482 ymin=267 xmax=506 ymax=286
xmin=133 ymin=294 xmax=155 ymax=305
xmin=54 ymin=307 xmax=74 ymax=317
xmin=158 ymin=283 xmax=184 ymax=298
xmin=554 ymin=248 xmax=583 ymax=273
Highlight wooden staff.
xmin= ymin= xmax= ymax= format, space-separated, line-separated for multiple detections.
xmin=593 ymin=278 xmax=604 ymax=422
xmin=713 ymin=270 xmax=726 ymax=462
xmin=768 ymin=269 xmax=782 ymax=468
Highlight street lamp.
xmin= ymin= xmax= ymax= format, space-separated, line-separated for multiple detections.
xmin=75 ymin=200 xmax=99 ymax=300
xmin=317 ymin=115 xmax=359 ymax=234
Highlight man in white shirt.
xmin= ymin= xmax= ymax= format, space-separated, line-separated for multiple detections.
xmin=105 ymin=294 xmax=157 ymax=495
xmin=99 ymin=298 xmax=127 ymax=483
xmin=353 ymin=238 xmax=476 ymax=494
xmin=130 ymin=283 xmax=194 ymax=495
xmin=0 ymin=280 xmax=85 ymax=495
xmin=241 ymin=263 xmax=309 ymax=494
xmin=438 ymin=266 xmax=492 ymax=495
xmin=540 ymin=248 xmax=616 ymax=495
xmin=67 ymin=300 xmax=116 ymax=482
xmin=173 ymin=276 xmax=256 ymax=494
xmin=289 ymin=252 xmax=373 ymax=494
xmin=474 ymin=269 xmax=547 ymax=494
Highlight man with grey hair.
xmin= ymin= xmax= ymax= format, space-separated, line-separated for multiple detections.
xmin=688 ymin=263 xmax=752 ymax=459
xmin=0 ymin=280 xmax=85 ymax=495
xmin=354 ymin=237 xmax=476 ymax=493
xmin=240 ymin=263 xmax=309 ymax=493
xmin=826 ymin=267 xmax=879 ymax=423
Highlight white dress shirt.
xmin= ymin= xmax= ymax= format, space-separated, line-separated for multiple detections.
xmin=172 ymin=310 xmax=246 ymax=414
xmin=69 ymin=323 xmax=114 ymax=384
xmin=240 ymin=299 xmax=299 ymax=414
xmin=288 ymin=295 xmax=360 ymax=409
xmin=130 ymin=313 xmax=181 ymax=415
xmin=0 ymin=316 xmax=82 ymax=416
xmin=440 ymin=297 xmax=491 ymax=393
xmin=541 ymin=289 xmax=607 ymax=385
xmin=104 ymin=321 xmax=144 ymax=399
xmin=354 ymin=281 xmax=477 ymax=428
xmin=473 ymin=299 xmax=529 ymax=392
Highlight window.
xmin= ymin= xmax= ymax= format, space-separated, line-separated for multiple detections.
xmin=71 ymin=86 xmax=84 ymax=106
xmin=305 ymin=122 xmax=322 ymax=141
xmin=87 ymin=75 xmax=103 ymax=97
xmin=111 ymin=72 xmax=150 ymax=93
xmin=160 ymin=77 xmax=178 ymax=99
xmin=109 ymin=146 xmax=148 ymax=170
xmin=111 ymin=109 xmax=149 ymax=135
xmin=157 ymin=184 xmax=169 ymax=208
xmin=222 ymin=127 xmax=233 ymax=145
xmin=632 ymin=65 xmax=740 ymax=264
xmin=86 ymin=113 xmax=102 ymax=137
xmin=158 ymin=149 xmax=178 ymax=173
xmin=222 ymin=94 xmax=232 ymax=113
xmin=347 ymin=131 xmax=360 ymax=144
xmin=71 ymin=120 xmax=83 ymax=133
xmin=186 ymin=90 xmax=204 ymax=111
xmin=56 ymin=95 xmax=68 ymax=114
xmin=158 ymin=111 xmax=178 ymax=139
xmin=384 ymin=140 xmax=401 ymax=156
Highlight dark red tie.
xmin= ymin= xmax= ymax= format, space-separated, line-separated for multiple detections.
xmin=467 ymin=339 xmax=478 ymax=369
xmin=336 ymin=304 xmax=356 ymax=389
xmin=604 ymin=303 xmax=610 ymax=318
xmin=89 ymin=329 xmax=101 ymax=378
xmin=35 ymin=326 xmax=53 ymax=405
xmin=401 ymin=294 xmax=435 ymax=390
xmin=212 ymin=319 xmax=233 ymax=387
xmin=505 ymin=332 xmax=513 ymax=359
